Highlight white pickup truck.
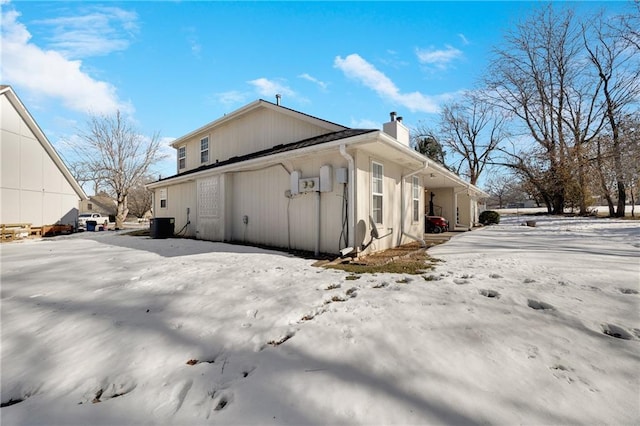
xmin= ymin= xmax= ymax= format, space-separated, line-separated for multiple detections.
xmin=77 ymin=213 xmax=110 ymax=230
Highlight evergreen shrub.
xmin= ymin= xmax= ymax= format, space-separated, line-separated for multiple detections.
xmin=480 ymin=210 xmax=500 ymax=225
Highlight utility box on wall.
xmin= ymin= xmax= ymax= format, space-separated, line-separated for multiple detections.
xmin=335 ymin=167 xmax=348 ymax=184
xmin=290 ymin=170 xmax=301 ymax=195
xmin=320 ymin=165 xmax=333 ymax=192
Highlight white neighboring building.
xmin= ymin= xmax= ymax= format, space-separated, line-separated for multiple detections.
xmin=0 ymin=86 xmax=87 ymax=227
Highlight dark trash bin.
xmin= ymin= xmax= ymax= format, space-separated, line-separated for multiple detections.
xmin=86 ymin=220 xmax=97 ymax=232
xmin=150 ymin=217 xmax=175 ymax=239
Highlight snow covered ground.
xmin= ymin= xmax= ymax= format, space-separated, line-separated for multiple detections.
xmin=1 ymin=215 xmax=639 ymax=425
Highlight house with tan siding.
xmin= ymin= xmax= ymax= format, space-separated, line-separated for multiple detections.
xmin=147 ymin=99 xmax=487 ymax=256
xmin=1 ymin=86 xmax=87 ymax=228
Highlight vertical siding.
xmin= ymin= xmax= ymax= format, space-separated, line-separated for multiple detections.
xmin=288 ymin=153 xmax=348 ymax=254
xmin=222 ymin=152 xmax=350 ymax=254
xmin=154 ymin=181 xmax=197 ymax=237
xmin=0 ymin=95 xmax=80 ymax=226
xmin=230 ymin=165 xmax=290 ymax=249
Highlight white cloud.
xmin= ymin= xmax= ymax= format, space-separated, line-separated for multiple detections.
xmin=415 ymin=45 xmax=463 ymax=69
xmin=298 ymin=73 xmax=328 ymax=90
xmin=183 ymin=27 xmax=201 ymax=58
xmin=0 ymin=7 xmax=133 ymax=115
xmin=214 ymin=90 xmax=249 ymax=106
xmin=33 ymin=6 xmax=139 ymax=58
xmin=247 ymin=78 xmax=295 ymax=99
xmin=334 ymin=53 xmax=439 ymax=113
xmin=458 ymin=33 xmax=470 ymax=46
xmin=349 ymin=118 xmax=381 ymax=129
xmin=152 ymin=136 xmax=178 ymax=178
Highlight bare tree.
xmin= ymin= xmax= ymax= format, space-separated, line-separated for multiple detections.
xmin=619 ymin=0 xmax=640 ymax=51
xmin=68 ymin=162 xmax=102 ymax=195
xmin=583 ymin=11 xmax=640 ymax=216
xmin=438 ymin=92 xmax=508 ymax=185
xmin=70 ymin=111 xmax=164 ymax=229
xmin=484 ymin=173 xmax=522 ymax=209
xmin=127 ymin=176 xmax=154 ymax=219
xmin=486 ymin=5 xmax=612 ymax=214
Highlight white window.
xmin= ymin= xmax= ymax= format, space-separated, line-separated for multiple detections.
xmin=372 ymin=161 xmax=383 ymax=224
xmin=178 ymin=146 xmax=186 ymax=169
xmin=159 ymin=188 xmax=167 ymax=209
xmin=200 ymin=137 xmax=209 ymax=164
xmin=412 ymin=176 xmax=420 ymax=222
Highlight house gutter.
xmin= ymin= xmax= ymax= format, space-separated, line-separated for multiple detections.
xmin=339 ymin=144 xmax=356 ymax=252
xmin=401 ymin=161 xmax=429 ymax=248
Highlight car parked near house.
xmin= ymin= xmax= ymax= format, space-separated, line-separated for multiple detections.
xmin=77 ymin=213 xmax=110 ymax=230
xmin=425 ymin=215 xmax=449 ymax=234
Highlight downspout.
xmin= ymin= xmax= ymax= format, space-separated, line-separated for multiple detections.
xmin=339 ymin=144 xmax=356 ymax=251
xmin=401 ymin=161 xmax=429 ymax=247
xmin=315 ymin=190 xmax=321 ymax=257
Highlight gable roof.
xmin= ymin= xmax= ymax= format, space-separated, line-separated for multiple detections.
xmin=170 ymin=99 xmax=348 ymax=148
xmin=157 ymin=128 xmax=376 ymax=183
xmin=84 ymin=192 xmax=117 ymax=214
xmin=1 ymin=86 xmax=87 ymax=200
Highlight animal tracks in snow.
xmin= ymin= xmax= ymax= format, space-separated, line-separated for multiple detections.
xmin=179 ymin=355 xmax=256 ymax=418
xmin=78 ymin=378 xmax=137 ymax=405
xmin=527 ymin=299 xmax=555 ymax=311
xmin=479 ymin=289 xmax=501 ymax=299
xmin=436 ymin=271 xmax=638 ymax=344
xmin=601 ymin=323 xmax=635 ymax=340
xmin=549 ymin=364 xmax=598 ymax=391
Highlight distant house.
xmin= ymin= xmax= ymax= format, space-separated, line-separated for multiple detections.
xmin=147 ymin=99 xmax=488 ymax=255
xmin=79 ymin=192 xmax=117 ymax=217
xmin=1 ymin=86 xmax=87 ymax=227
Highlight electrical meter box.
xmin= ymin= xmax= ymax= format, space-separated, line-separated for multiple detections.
xmin=299 ymin=177 xmax=319 ymax=192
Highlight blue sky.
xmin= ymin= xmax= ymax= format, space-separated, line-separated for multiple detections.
xmin=1 ymin=0 xmax=629 ymax=185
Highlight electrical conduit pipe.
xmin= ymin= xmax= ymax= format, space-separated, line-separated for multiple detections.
xmin=339 ymin=145 xmax=356 ymax=252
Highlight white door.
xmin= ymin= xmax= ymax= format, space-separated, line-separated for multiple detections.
xmin=196 ymin=176 xmax=223 ymax=240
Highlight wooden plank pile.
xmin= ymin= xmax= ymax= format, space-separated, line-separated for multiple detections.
xmin=1 ymin=223 xmax=74 ymax=242
xmin=1 ymin=223 xmax=33 ymax=242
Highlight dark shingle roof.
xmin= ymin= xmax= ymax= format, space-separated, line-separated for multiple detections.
xmin=157 ymin=128 xmax=377 ymax=182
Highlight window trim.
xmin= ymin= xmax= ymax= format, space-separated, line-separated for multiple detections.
xmin=412 ymin=176 xmax=420 ymax=222
xmin=178 ymin=146 xmax=186 ymax=170
xmin=371 ymin=161 xmax=384 ymax=225
xmin=200 ymin=136 xmax=209 ymax=164
xmin=159 ymin=188 xmax=167 ymax=209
